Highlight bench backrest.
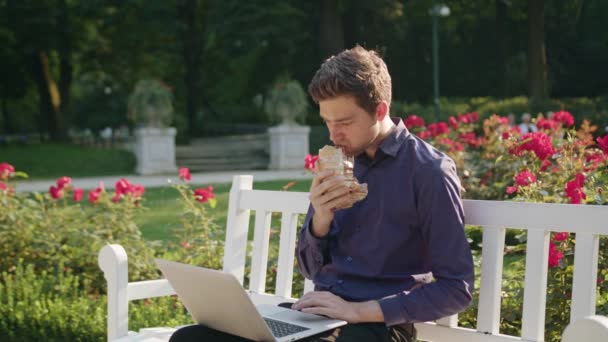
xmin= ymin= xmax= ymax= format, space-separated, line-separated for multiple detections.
xmin=99 ymin=175 xmax=608 ymax=342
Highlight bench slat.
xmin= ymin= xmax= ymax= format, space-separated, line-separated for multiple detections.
xmin=223 ymin=176 xmax=253 ymax=284
xmin=127 ymin=279 xmax=175 ymax=301
xmin=239 ymin=189 xmax=310 ymax=214
xmin=249 ymin=211 xmax=272 ymax=294
xmin=275 ymin=212 xmax=299 ymax=298
xmin=416 ymin=323 xmax=524 ymax=342
xmin=477 ymin=227 xmax=506 ymax=334
xmin=570 ymin=232 xmax=600 ymax=323
xmin=521 ymin=230 xmax=549 ymax=341
xmin=463 ymin=200 xmax=607 ymax=233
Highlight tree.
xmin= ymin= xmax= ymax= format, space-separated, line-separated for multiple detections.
xmin=527 ymin=0 xmax=548 ymax=102
xmin=318 ymin=0 xmax=345 ymax=59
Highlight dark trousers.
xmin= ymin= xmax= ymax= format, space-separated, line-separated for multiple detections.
xmin=168 ymin=322 xmax=416 ymax=342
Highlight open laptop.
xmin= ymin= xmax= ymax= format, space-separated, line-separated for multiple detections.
xmin=155 ymin=259 xmax=347 ymax=342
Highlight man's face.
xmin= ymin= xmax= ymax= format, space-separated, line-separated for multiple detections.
xmin=319 ymin=95 xmax=379 ymax=157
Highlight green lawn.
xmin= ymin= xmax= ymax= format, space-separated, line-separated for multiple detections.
xmin=0 ymin=143 xmax=135 ymax=179
xmin=137 ymin=179 xmax=313 ymax=241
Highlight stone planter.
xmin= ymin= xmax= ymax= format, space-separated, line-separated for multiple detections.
xmin=134 ymin=127 xmax=177 ymax=175
xmin=268 ymin=124 xmax=310 ymax=170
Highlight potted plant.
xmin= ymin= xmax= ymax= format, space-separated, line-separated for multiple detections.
xmin=264 ymin=77 xmax=311 ymax=170
xmin=128 ymin=79 xmax=177 ymax=175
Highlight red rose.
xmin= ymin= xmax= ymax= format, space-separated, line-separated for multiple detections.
xmin=49 ymin=185 xmax=63 ymax=199
xmin=506 ymin=186 xmax=518 ymax=195
xmin=514 ymin=170 xmax=537 ymax=186
xmin=553 ymin=232 xmax=569 ymax=242
xmin=304 ymin=154 xmax=319 ymax=171
xmin=553 ymin=111 xmax=574 ymax=127
xmin=194 ymin=186 xmax=215 ymax=203
xmin=115 ymin=178 xmax=131 ymax=196
xmin=0 ymin=162 xmax=15 ymax=180
xmin=404 ymin=115 xmax=425 ymax=128
xmin=448 ymin=116 xmax=459 ymax=129
xmin=565 ymin=174 xmax=586 ymax=204
xmin=0 ymin=182 xmax=7 ymax=191
xmin=88 ymin=188 xmax=103 ymax=204
xmin=56 ymin=176 xmax=72 ymax=189
xmin=548 ymin=242 xmax=564 ymax=268
xmin=73 ymin=188 xmax=84 ymax=202
xmin=179 ymin=167 xmax=192 ymax=181
xmin=597 ymin=135 xmax=608 ymax=153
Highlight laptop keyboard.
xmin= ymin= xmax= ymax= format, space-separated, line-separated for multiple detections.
xmin=264 ymin=317 xmax=310 ymax=337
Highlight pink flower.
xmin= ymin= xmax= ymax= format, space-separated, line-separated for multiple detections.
xmin=56 ymin=176 xmax=72 ymax=189
xmin=419 ymin=130 xmax=432 ymax=140
xmin=115 ymin=178 xmax=131 ymax=196
xmin=597 ymin=135 xmax=608 ymax=153
xmin=304 ymin=154 xmax=319 ymax=171
xmin=0 ymin=162 xmax=15 ymax=180
xmin=548 ymin=242 xmax=564 ymax=268
xmin=427 ymin=122 xmax=449 ymax=137
xmin=553 ymin=232 xmax=569 ymax=242
xmin=49 ymin=185 xmax=63 ymax=199
xmin=181 ymin=241 xmax=192 ymax=249
xmin=179 ymin=167 xmax=192 ymax=181
xmin=514 ymin=170 xmax=537 ymax=186
xmin=540 ymin=159 xmax=552 ymax=172
xmin=0 ymin=182 xmax=7 ymax=191
xmin=565 ymin=174 xmax=586 ymax=204
xmin=509 ymin=132 xmax=555 ymax=160
xmin=88 ymin=187 xmax=103 ymax=204
xmin=112 ymin=193 xmax=121 ymax=203
xmin=194 ymin=186 xmax=215 ymax=203
xmin=73 ymin=188 xmax=84 ymax=202
xmin=553 ymin=111 xmax=574 ymax=127
xmin=536 ymin=118 xmax=560 ymax=131
xmin=448 ymin=116 xmax=459 ymax=129
xmin=458 ymin=112 xmax=478 ymax=124
xmin=404 ymin=115 xmax=425 ymax=128
xmin=506 ymin=186 xmax=518 ymax=195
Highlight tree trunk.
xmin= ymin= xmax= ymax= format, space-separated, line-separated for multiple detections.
xmin=1 ymin=97 xmax=14 ymax=134
xmin=177 ymin=0 xmax=202 ymax=138
xmin=57 ymin=0 xmax=73 ymax=121
xmin=527 ymin=0 xmax=548 ymax=101
xmin=495 ymin=0 xmax=508 ymax=97
xmin=30 ymin=50 xmax=64 ymax=141
xmin=319 ymin=0 xmax=344 ymax=59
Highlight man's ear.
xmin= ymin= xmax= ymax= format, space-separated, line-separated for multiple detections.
xmin=375 ymin=101 xmax=389 ymax=121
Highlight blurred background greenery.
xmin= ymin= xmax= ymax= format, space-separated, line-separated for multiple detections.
xmin=1 ymin=0 xmax=607 ymax=169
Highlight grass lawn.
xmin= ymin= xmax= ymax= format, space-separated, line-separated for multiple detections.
xmin=0 ymin=143 xmax=135 ymax=179
xmin=137 ymin=178 xmax=313 ymax=241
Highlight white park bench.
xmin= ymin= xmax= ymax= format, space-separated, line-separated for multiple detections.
xmin=99 ymin=175 xmax=608 ymax=342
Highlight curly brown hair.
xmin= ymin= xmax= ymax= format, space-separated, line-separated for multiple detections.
xmin=308 ymin=46 xmax=392 ymax=115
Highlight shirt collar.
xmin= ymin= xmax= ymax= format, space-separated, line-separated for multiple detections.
xmin=355 ymin=117 xmax=410 ymax=162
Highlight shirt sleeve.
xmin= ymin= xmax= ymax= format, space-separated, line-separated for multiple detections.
xmin=296 ymin=205 xmax=330 ymax=280
xmin=378 ymin=157 xmax=475 ymax=326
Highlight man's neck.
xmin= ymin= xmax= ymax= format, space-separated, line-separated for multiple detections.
xmin=365 ymin=117 xmax=396 ymax=159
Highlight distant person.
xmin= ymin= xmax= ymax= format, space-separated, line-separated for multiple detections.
xmin=507 ymin=113 xmax=516 ymax=127
xmin=518 ymin=113 xmax=538 ymax=134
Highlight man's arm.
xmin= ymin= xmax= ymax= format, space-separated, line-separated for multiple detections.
xmin=378 ymin=158 xmax=475 ymax=325
xmin=296 ymin=170 xmax=352 ymax=279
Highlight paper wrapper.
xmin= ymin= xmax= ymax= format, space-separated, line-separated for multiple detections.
xmin=317 ymin=145 xmax=368 ymax=209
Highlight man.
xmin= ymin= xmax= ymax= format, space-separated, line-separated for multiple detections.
xmin=291 ymin=46 xmax=474 ymax=341
xmin=170 ymin=46 xmax=474 ymax=342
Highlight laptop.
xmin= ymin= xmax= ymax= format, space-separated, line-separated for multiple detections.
xmin=155 ymin=259 xmax=347 ymax=342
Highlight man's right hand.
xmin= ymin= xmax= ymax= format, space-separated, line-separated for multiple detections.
xmin=308 ymin=170 xmax=351 ymax=238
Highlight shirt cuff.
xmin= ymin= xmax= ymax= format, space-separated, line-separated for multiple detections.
xmin=378 ymin=294 xmax=408 ymax=326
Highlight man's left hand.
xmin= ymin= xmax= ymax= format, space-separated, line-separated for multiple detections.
xmin=291 ymin=291 xmax=384 ymax=324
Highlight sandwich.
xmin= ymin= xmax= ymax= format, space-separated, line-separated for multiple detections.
xmin=317 ymin=145 xmax=368 ymax=209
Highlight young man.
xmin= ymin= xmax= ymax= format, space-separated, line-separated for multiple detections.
xmin=291 ymin=46 xmax=475 ymax=341
xmin=170 ymin=46 xmax=474 ymax=342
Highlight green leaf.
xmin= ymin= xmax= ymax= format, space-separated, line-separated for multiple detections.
xmin=208 ymin=198 xmax=217 ymax=209
xmin=495 ymin=155 xmax=503 ymax=165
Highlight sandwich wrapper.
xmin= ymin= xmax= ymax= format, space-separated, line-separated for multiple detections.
xmin=317 ymin=145 xmax=368 ymax=209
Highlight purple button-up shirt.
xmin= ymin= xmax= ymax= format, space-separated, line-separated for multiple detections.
xmin=296 ymin=118 xmax=474 ymax=326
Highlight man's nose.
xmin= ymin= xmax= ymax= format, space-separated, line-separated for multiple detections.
xmin=329 ymin=126 xmax=342 ymax=143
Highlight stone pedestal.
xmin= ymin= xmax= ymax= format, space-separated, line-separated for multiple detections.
xmin=134 ymin=127 xmax=177 ymax=175
xmin=268 ymin=124 xmax=310 ymax=170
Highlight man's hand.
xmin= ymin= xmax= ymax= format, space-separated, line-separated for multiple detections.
xmin=309 ymin=170 xmax=351 ymax=238
xmin=291 ymin=291 xmax=384 ymax=324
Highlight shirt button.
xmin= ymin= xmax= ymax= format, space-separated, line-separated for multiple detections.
xmin=346 ymin=256 xmax=353 ymax=262
xmin=337 ymin=279 xmax=344 ymax=284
